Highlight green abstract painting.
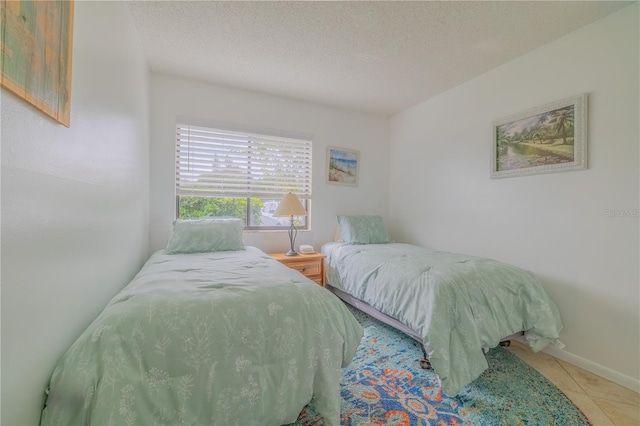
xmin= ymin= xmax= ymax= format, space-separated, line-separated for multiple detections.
xmin=1 ymin=0 xmax=74 ymax=126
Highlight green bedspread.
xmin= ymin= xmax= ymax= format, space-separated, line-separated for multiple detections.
xmin=40 ymin=247 xmax=363 ymax=426
xmin=323 ymin=242 xmax=562 ymax=396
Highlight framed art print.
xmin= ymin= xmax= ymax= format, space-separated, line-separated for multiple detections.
xmin=327 ymin=146 xmax=359 ymax=187
xmin=1 ymin=1 xmax=74 ymax=126
xmin=491 ymin=94 xmax=587 ymax=179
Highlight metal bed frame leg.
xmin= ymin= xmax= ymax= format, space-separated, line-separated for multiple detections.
xmin=419 ymin=344 xmax=431 ymax=369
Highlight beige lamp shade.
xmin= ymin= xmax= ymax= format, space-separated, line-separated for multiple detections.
xmin=273 ymin=193 xmax=308 ymax=217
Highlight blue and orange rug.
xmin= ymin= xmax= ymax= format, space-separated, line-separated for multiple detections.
xmin=295 ymin=305 xmax=590 ymax=425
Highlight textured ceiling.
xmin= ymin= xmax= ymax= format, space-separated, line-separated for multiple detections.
xmin=127 ymin=1 xmax=633 ymax=115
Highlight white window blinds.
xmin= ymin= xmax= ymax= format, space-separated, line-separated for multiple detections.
xmin=176 ymin=124 xmax=313 ymax=199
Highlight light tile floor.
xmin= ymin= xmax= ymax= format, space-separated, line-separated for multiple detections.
xmin=506 ymin=341 xmax=640 ymax=426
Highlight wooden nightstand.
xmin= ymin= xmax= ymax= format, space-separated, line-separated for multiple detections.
xmin=269 ymin=252 xmax=326 ymax=286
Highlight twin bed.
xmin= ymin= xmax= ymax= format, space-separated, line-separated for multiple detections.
xmin=40 ymin=215 xmax=563 ymax=425
xmin=323 ymin=215 xmax=563 ymax=396
xmin=40 ymin=219 xmax=363 ymax=426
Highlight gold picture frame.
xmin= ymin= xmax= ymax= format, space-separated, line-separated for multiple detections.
xmin=1 ymin=0 xmax=74 ymax=127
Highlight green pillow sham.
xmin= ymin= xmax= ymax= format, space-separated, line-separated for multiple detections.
xmin=337 ymin=215 xmax=390 ymax=245
xmin=166 ymin=218 xmax=245 ymax=254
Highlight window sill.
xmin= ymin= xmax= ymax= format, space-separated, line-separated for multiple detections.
xmin=243 ymin=228 xmax=311 ymax=233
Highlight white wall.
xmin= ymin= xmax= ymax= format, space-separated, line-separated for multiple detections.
xmin=150 ymin=73 xmax=390 ymax=253
xmin=390 ymin=5 xmax=639 ymax=391
xmin=0 ymin=2 xmax=150 ymax=425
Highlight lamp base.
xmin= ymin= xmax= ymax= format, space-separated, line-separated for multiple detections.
xmin=285 ymin=250 xmax=299 ymax=257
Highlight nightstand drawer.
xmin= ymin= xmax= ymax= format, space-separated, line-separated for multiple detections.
xmin=269 ymin=252 xmax=326 ymax=286
xmin=306 ymin=274 xmax=323 ymax=286
xmin=289 ymin=261 xmax=321 ymax=276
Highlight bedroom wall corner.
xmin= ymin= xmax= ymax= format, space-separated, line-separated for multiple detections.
xmin=0 ymin=2 xmax=150 ymax=425
xmin=389 ymin=4 xmax=639 ymax=391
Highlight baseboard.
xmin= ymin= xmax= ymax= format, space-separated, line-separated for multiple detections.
xmin=541 ymin=345 xmax=640 ymax=393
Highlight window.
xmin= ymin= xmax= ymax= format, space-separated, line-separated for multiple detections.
xmin=175 ymin=123 xmax=312 ymax=229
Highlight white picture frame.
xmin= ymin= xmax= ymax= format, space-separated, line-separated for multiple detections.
xmin=327 ymin=146 xmax=360 ymax=187
xmin=491 ymin=93 xmax=587 ymax=179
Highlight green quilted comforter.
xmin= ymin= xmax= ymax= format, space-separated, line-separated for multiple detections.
xmin=40 ymin=247 xmax=363 ymax=426
xmin=323 ymin=242 xmax=562 ymax=396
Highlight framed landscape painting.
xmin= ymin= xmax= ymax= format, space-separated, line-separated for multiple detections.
xmin=327 ymin=146 xmax=359 ymax=187
xmin=491 ymin=94 xmax=587 ymax=179
xmin=0 ymin=0 xmax=74 ymax=126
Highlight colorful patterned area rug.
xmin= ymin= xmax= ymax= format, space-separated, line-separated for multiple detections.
xmin=294 ymin=305 xmax=590 ymax=426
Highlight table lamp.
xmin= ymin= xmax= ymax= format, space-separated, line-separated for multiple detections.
xmin=273 ymin=192 xmax=308 ymax=256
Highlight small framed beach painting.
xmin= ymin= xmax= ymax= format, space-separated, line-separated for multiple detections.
xmin=491 ymin=93 xmax=587 ymax=179
xmin=327 ymin=146 xmax=359 ymax=187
